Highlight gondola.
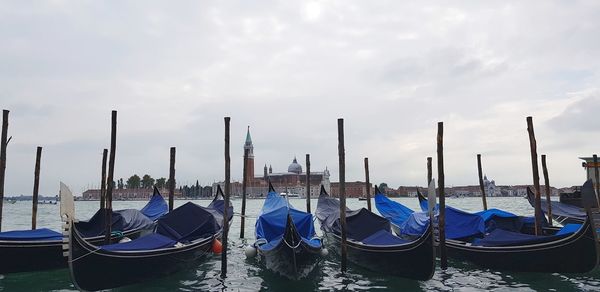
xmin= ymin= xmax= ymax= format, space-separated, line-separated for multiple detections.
xmin=381 ymin=180 xmax=600 ymax=273
xmin=67 ymin=184 xmax=233 ymax=291
xmin=248 ymin=183 xmax=324 ymax=279
xmin=0 ymin=186 xmax=168 ymax=275
xmin=526 ymin=187 xmax=586 ymax=225
xmin=316 ymin=186 xmax=435 ymax=280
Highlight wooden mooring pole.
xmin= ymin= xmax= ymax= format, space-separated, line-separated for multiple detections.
xmin=437 ymin=122 xmax=447 ymax=270
xmin=594 ymin=155 xmax=600 ymax=207
xmin=541 ymin=155 xmax=553 ymax=226
xmin=477 ymin=154 xmax=488 ymax=210
xmin=306 ymin=154 xmax=311 ymax=213
xmin=526 ymin=116 xmax=543 ymax=236
xmin=100 ymin=149 xmax=108 ymax=210
xmin=0 ymin=110 xmax=9 ymax=231
xmin=104 ymin=110 xmax=117 ymax=244
xmin=168 ymin=147 xmax=176 ymax=212
xmin=337 ymin=118 xmax=348 ymax=273
xmin=364 ymin=157 xmax=371 ymax=211
xmin=427 ymin=157 xmax=432 ymax=185
xmin=221 ymin=117 xmax=231 ymax=278
xmin=31 ymin=146 xmax=42 ymax=230
xmin=240 ymin=148 xmax=248 ymax=238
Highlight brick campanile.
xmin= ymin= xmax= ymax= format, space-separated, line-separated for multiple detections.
xmin=244 ymin=126 xmax=255 ymax=185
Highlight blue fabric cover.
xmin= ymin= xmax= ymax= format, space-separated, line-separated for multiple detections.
xmin=473 ymin=228 xmax=571 ymax=247
xmin=156 ymin=202 xmax=220 ymax=242
xmin=556 ymin=224 xmax=582 ymax=235
xmin=75 ymin=209 xmax=155 ymax=238
xmin=375 ymin=193 xmax=415 ymax=226
xmin=255 ymin=191 xmax=319 ymax=251
xmin=100 ymin=233 xmax=176 ymax=251
xmin=316 ymin=192 xmax=409 ymax=246
xmin=0 ymin=228 xmax=63 ymax=241
xmin=140 ymin=189 xmax=168 ymax=220
xmin=361 ymin=229 xmax=409 ymax=245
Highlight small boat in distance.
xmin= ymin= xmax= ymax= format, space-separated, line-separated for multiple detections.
xmin=280 ymin=192 xmax=300 ymax=198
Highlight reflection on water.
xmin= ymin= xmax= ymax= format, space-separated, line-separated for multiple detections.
xmin=0 ymin=197 xmax=598 ymax=291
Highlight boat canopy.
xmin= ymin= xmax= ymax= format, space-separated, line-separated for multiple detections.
xmin=75 ymin=209 xmax=155 ymax=238
xmin=375 ymin=193 xmax=414 ymax=226
xmin=317 ymin=190 xmax=408 ymax=245
xmin=0 ymin=228 xmax=63 ymax=241
xmin=156 ymin=202 xmax=221 ymax=242
xmin=527 ymin=187 xmax=587 ymax=221
xmin=473 ymin=228 xmax=572 ymax=247
xmin=140 ymin=187 xmax=169 ymax=220
xmin=255 ymin=189 xmax=320 ymax=250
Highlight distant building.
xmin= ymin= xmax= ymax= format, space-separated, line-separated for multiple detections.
xmin=214 ymin=127 xmax=331 ymax=198
xmin=330 ymin=181 xmax=374 ymax=198
xmin=82 ymin=187 xmax=182 ymax=200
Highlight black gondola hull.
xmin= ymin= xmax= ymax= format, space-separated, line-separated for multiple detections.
xmin=447 ymin=219 xmax=599 ymax=273
xmin=68 ymin=227 xmax=214 ymax=291
xmin=0 ymin=228 xmax=144 ymax=275
xmin=257 ymin=214 xmax=322 ymax=279
xmin=323 ymin=227 xmax=435 ymax=281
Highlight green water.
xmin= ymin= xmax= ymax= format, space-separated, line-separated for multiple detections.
xmin=0 ymin=197 xmax=599 ymax=291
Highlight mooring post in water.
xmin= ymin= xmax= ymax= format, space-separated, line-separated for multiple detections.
xmin=221 ymin=117 xmax=231 ymax=278
xmin=100 ymin=149 xmax=108 ymax=210
xmin=306 ymin=154 xmax=311 ymax=213
xmin=427 ymin=157 xmax=432 ymax=185
xmin=526 ymin=116 xmax=543 ymax=236
xmin=364 ymin=157 xmax=371 ymax=211
xmin=541 ymin=155 xmax=553 ymax=226
xmin=337 ymin=118 xmax=348 ymax=273
xmin=594 ymin=155 xmax=600 ymax=207
xmin=477 ymin=154 xmax=488 ymax=211
xmin=437 ymin=122 xmax=447 ymax=270
xmin=168 ymin=147 xmax=176 ymax=212
xmin=240 ymin=148 xmax=248 ymax=238
xmin=31 ymin=146 xmax=42 ymax=230
xmin=104 ymin=110 xmax=117 ymax=244
xmin=0 ymin=110 xmax=9 ymax=231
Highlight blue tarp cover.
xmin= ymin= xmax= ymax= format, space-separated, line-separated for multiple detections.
xmin=375 ymin=193 xmax=415 ymax=226
xmin=100 ymin=233 xmax=176 ymax=251
xmin=473 ymin=228 xmax=571 ymax=247
xmin=156 ymin=202 xmax=220 ymax=242
xmin=527 ymin=187 xmax=587 ymax=221
xmin=316 ymin=193 xmax=409 ymax=246
xmin=140 ymin=189 xmax=168 ymax=220
xmin=255 ymin=191 xmax=319 ymax=251
xmin=0 ymin=228 xmax=63 ymax=241
xmin=75 ymin=209 xmax=155 ymax=238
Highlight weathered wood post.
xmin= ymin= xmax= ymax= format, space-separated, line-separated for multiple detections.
xmin=306 ymin=154 xmax=311 ymax=213
xmin=31 ymin=146 xmax=42 ymax=230
xmin=541 ymin=154 xmax=553 ymax=226
xmin=337 ymin=118 xmax=348 ymax=273
xmin=221 ymin=117 xmax=231 ymax=278
xmin=526 ymin=116 xmax=543 ymax=236
xmin=0 ymin=110 xmax=8 ymax=231
xmin=427 ymin=157 xmax=432 ymax=185
xmin=437 ymin=122 xmax=447 ymax=270
xmin=477 ymin=154 xmax=488 ymax=210
xmin=104 ymin=110 xmax=117 ymax=244
xmin=100 ymin=149 xmax=108 ymax=210
xmin=364 ymin=157 xmax=372 ymax=211
xmin=168 ymin=147 xmax=176 ymax=211
xmin=240 ymin=148 xmax=248 ymax=238
xmin=594 ymin=155 xmax=600 ymax=207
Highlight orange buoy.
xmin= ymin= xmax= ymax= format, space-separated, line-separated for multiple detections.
xmin=212 ymin=238 xmax=223 ymax=254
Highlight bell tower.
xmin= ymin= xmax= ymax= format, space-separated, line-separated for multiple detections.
xmin=244 ymin=126 xmax=255 ymax=184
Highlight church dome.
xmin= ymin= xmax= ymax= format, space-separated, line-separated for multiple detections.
xmin=288 ymin=157 xmax=303 ymax=174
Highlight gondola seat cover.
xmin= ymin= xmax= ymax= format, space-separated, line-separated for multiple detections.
xmin=375 ymin=193 xmax=415 ymax=226
xmin=156 ymin=202 xmax=220 ymax=242
xmin=0 ymin=228 xmax=62 ymax=241
xmin=472 ymin=229 xmax=572 ymax=247
xmin=100 ymin=233 xmax=177 ymax=251
xmin=361 ymin=229 xmax=409 ymax=245
xmin=75 ymin=209 xmax=155 ymax=238
xmin=140 ymin=189 xmax=168 ymax=221
xmin=255 ymin=191 xmax=320 ymax=251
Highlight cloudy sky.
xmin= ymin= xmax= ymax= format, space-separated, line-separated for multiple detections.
xmin=1 ymin=1 xmax=600 ymax=195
